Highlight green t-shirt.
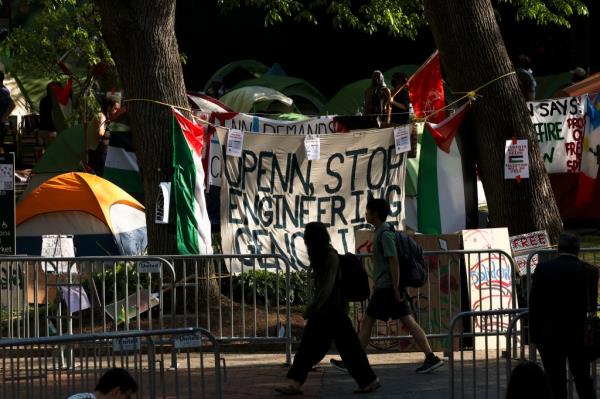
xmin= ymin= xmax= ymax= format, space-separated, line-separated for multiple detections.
xmin=373 ymin=223 xmax=398 ymax=288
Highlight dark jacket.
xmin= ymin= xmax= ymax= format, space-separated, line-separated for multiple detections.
xmin=529 ymin=254 xmax=598 ymax=348
xmin=304 ymin=248 xmax=346 ymax=318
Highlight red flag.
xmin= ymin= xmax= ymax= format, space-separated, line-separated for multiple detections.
xmin=426 ymin=102 xmax=470 ymax=153
xmin=49 ymin=79 xmax=72 ymax=106
xmin=409 ymin=51 xmax=446 ymax=123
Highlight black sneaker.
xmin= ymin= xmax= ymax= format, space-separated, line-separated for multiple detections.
xmin=416 ymin=354 xmax=443 ymax=374
xmin=329 ymin=358 xmax=348 ymax=373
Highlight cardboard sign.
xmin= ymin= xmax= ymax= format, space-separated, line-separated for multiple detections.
xmin=509 ymin=230 xmax=550 ymax=276
xmin=462 ymin=228 xmax=514 ymax=349
xmin=504 ymin=139 xmax=529 ymax=180
xmin=104 ymin=289 xmax=160 ymax=324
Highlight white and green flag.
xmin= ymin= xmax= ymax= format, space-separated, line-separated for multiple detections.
xmin=417 ymin=103 xmax=469 ymax=234
xmin=172 ymin=109 xmax=212 ymax=254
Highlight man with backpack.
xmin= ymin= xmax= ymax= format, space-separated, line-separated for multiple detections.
xmin=331 ymin=198 xmax=443 ymax=374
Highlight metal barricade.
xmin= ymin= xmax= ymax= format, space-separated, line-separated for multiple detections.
xmin=352 ymin=249 xmax=517 ymax=350
xmin=448 ymin=309 xmax=525 ymax=399
xmin=0 ymin=327 xmax=223 ymax=399
xmin=0 ymin=256 xmax=176 ymax=339
xmin=162 ymin=254 xmax=293 ymax=364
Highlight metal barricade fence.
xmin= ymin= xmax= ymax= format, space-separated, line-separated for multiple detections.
xmin=0 ymin=256 xmax=176 ymax=339
xmin=448 ymin=309 xmax=526 ymax=399
xmin=353 ymin=250 xmax=517 ymax=350
xmin=0 ymin=327 xmax=223 ymax=399
xmin=162 ymin=254 xmax=293 ymax=364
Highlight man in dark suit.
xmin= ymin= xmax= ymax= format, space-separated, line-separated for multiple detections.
xmin=529 ymin=231 xmax=599 ymax=399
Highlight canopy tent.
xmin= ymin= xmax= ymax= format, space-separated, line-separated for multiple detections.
xmin=233 ymin=76 xmax=326 ymax=115
xmin=323 ymin=79 xmax=371 ymax=116
xmin=17 ymin=172 xmax=147 ymax=256
xmin=219 ymin=86 xmax=296 ymax=114
xmin=203 ymin=59 xmax=269 ymax=93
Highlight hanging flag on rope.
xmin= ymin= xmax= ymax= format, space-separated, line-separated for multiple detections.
xmin=172 ymin=108 xmax=212 ymax=255
xmin=49 ymin=79 xmax=73 ymax=131
xmin=417 ymin=102 xmax=470 ymax=234
xmin=409 ymin=51 xmax=447 ymax=124
xmin=576 ymin=95 xmax=600 ymax=207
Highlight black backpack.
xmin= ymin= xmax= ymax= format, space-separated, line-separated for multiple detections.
xmin=338 ymin=253 xmax=370 ymax=302
xmin=378 ymin=226 xmax=428 ymax=288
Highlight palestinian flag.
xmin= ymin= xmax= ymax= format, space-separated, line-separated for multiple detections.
xmin=49 ymin=79 xmax=73 ymax=131
xmin=104 ymin=129 xmax=144 ymax=200
xmin=172 ymin=108 xmax=212 ymax=255
xmin=417 ymin=103 xmax=470 ymax=234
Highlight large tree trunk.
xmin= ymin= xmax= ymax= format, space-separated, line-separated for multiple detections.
xmin=95 ymin=0 xmax=186 ymax=255
xmin=423 ymin=0 xmax=563 ymax=242
xmin=95 ymin=0 xmax=220 ymax=308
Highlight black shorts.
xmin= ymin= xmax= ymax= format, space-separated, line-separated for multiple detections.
xmin=366 ymin=288 xmax=414 ymax=321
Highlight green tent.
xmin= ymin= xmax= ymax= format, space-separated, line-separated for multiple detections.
xmin=203 ymin=59 xmax=269 ymax=93
xmin=219 ymin=86 xmax=297 ymax=114
xmin=534 ymin=72 xmax=571 ymax=100
xmin=233 ymin=75 xmax=326 ymax=115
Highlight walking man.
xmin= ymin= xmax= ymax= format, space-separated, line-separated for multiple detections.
xmin=529 ymin=231 xmax=599 ymax=399
xmin=331 ymin=198 xmax=443 ymax=374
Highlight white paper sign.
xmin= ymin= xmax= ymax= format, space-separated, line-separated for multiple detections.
xmin=394 ymin=126 xmax=411 ymax=154
xmin=137 ymin=260 xmax=161 ymax=274
xmin=304 ymin=135 xmax=320 ymax=160
xmin=173 ymin=335 xmax=202 ymax=349
xmin=0 ymin=164 xmax=13 ymax=191
xmin=226 ymin=129 xmax=244 ymax=157
xmin=504 ymin=139 xmax=529 ymax=179
xmin=41 ymin=235 xmax=75 ymax=273
xmin=113 ymin=337 xmax=141 ymax=352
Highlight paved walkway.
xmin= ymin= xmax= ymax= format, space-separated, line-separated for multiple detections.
xmin=222 ymin=352 xmax=453 ymax=398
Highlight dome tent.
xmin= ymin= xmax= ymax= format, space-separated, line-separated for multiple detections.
xmin=17 ymin=172 xmax=147 ymax=256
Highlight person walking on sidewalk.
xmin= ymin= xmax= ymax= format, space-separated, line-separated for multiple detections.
xmin=275 ymin=222 xmax=380 ymax=395
xmin=331 ymin=198 xmax=443 ymax=374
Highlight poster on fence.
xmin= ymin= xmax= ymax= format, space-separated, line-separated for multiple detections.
xmin=528 ymin=96 xmax=588 ymax=174
xmin=462 ymin=228 xmax=513 ymax=349
xmin=208 ymin=112 xmax=340 ymax=186
xmin=509 ymin=230 xmax=550 ymax=276
xmin=218 ymin=128 xmax=406 ymax=273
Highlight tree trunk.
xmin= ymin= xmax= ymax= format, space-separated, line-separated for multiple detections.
xmin=95 ymin=0 xmax=186 ymax=255
xmin=423 ymin=0 xmax=563 ymax=242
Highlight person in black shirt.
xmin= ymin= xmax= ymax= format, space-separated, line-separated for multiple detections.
xmin=390 ymin=72 xmax=411 ymax=126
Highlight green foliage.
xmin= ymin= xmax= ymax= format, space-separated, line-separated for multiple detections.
xmin=7 ymin=0 xmax=111 ymax=80
xmin=228 ymin=269 xmax=309 ymax=305
xmin=217 ymin=0 xmax=588 ymax=36
xmin=86 ymin=262 xmax=150 ymax=303
xmin=498 ymin=0 xmax=588 ymax=27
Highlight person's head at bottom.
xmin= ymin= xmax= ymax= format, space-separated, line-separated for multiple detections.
xmin=506 ymin=361 xmax=549 ymax=399
xmin=95 ymin=368 xmax=137 ymax=399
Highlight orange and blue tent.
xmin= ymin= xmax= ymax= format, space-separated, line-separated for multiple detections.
xmin=17 ymin=172 xmax=147 ymax=256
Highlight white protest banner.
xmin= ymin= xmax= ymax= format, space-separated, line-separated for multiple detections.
xmin=208 ymin=112 xmax=339 ymax=186
xmin=462 ymin=228 xmax=513 ymax=349
xmin=218 ymin=128 xmax=406 ymax=272
xmin=509 ymin=230 xmax=550 ymax=276
xmin=504 ymin=139 xmax=529 ymax=179
xmin=528 ymin=96 xmax=588 ymax=174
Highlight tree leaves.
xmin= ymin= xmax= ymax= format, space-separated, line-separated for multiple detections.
xmin=217 ymin=0 xmax=588 ymax=36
